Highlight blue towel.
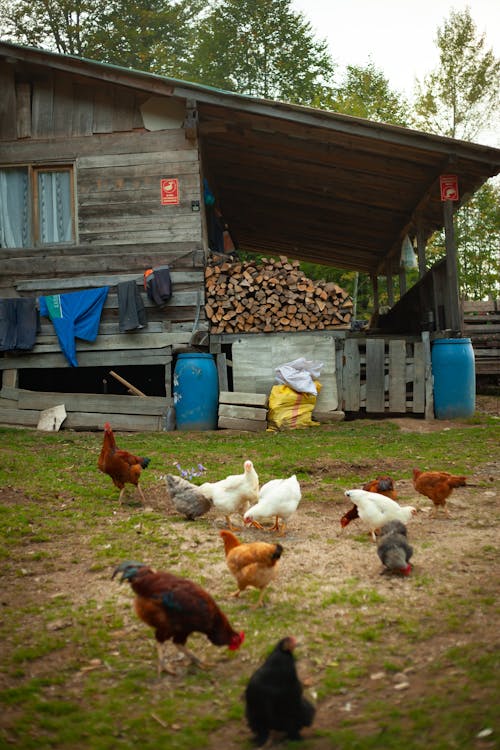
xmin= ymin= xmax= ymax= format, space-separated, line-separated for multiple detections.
xmin=39 ymin=287 xmax=109 ymax=366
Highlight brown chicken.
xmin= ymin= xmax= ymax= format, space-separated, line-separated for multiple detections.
xmin=340 ymin=476 xmax=397 ymax=528
xmin=113 ymin=561 xmax=244 ymax=675
xmin=220 ymin=530 xmax=283 ymax=608
xmin=98 ymin=422 xmax=150 ymax=504
xmin=412 ymin=469 xmax=466 ymax=517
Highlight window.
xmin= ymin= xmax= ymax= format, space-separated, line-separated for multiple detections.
xmin=0 ymin=165 xmax=75 ymax=248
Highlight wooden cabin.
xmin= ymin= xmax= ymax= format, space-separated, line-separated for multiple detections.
xmin=1 ymin=42 xmax=499 ymax=430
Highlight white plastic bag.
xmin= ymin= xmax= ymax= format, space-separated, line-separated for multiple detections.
xmin=274 ymin=357 xmax=323 ymax=395
xmin=400 ymin=234 xmax=418 ymax=270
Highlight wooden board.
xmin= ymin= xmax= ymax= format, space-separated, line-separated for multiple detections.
xmin=388 ymin=339 xmax=407 ymax=412
xmin=219 ymin=391 xmax=268 ymax=407
xmin=0 ymin=349 xmax=173 ymax=370
xmin=343 ymin=337 xmax=360 ymax=411
xmin=412 ymin=341 xmax=426 ymax=413
xmin=16 ymin=390 xmax=171 ymax=415
xmin=218 ymin=404 xmax=267 ymax=421
xmin=365 ymin=338 xmax=385 ymax=412
xmin=218 ymin=416 xmax=268 ymax=432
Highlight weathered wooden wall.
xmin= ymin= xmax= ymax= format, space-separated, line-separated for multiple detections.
xmin=0 ymin=63 xmax=207 ymax=429
xmin=461 ymin=299 xmax=500 ymax=376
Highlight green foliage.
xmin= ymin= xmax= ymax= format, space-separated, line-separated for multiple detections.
xmin=0 ymin=0 xmax=98 ymax=55
xmin=329 ymin=59 xmax=411 ymax=126
xmin=0 ymin=0 xmax=203 ymax=78
xmin=82 ymin=0 xmax=203 ymax=76
xmin=184 ymin=0 xmax=335 ymax=105
xmin=425 ymin=180 xmax=500 ymax=299
xmin=413 ymin=7 xmax=500 ymax=141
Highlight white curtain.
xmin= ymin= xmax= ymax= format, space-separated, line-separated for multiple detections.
xmin=38 ymin=171 xmax=72 ymax=244
xmin=0 ymin=168 xmax=30 ymax=247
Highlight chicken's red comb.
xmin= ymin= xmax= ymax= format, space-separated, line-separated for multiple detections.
xmin=229 ymin=631 xmax=245 ymax=650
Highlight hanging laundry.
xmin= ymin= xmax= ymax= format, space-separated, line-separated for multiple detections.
xmin=39 ymin=287 xmax=109 ymax=367
xmin=144 ymin=266 xmax=172 ymax=306
xmin=117 ymin=280 xmax=147 ymax=332
xmin=0 ymin=297 xmax=39 ymax=351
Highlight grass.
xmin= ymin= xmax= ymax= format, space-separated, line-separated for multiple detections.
xmin=0 ymin=415 xmax=499 ymax=749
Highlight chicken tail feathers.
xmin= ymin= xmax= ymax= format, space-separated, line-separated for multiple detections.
xmin=449 ymin=475 xmax=467 ymax=487
xmin=272 ymin=544 xmax=284 ymax=560
xmin=220 ymin=529 xmax=241 ymax=555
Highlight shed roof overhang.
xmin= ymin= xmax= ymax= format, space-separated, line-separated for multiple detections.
xmin=2 ymin=41 xmax=499 ymax=276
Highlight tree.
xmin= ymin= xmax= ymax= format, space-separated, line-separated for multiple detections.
xmin=0 ymin=0 xmax=97 ymax=55
xmin=82 ymin=0 xmax=202 ymax=76
xmin=185 ymin=0 xmax=335 ymax=105
xmin=0 ymin=0 xmax=202 ymax=77
xmin=426 ymin=181 xmax=500 ymax=300
xmin=412 ymin=8 xmax=499 ymax=300
xmin=413 ymin=7 xmax=499 ymax=141
xmin=330 ymin=60 xmax=410 ymax=127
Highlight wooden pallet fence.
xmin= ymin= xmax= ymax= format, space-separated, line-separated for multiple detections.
xmin=218 ymin=391 xmax=268 ymax=432
xmin=342 ymin=335 xmax=430 ymax=414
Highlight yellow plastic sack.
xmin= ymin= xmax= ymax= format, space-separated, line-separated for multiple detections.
xmin=267 ymin=382 xmax=322 ymax=432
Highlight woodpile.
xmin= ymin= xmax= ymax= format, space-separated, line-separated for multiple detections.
xmin=205 ymin=255 xmax=353 ymax=334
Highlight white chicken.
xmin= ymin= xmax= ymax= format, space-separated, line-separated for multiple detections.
xmin=199 ymin=459 xmax=259 ymax=530
xmin=244 ymin=475 xmax=301 ymax=534
xmin=344 ymin=489 xmax=416 ymax=542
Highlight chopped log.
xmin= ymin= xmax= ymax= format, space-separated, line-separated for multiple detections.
xmin=205 ymin=255 xmax=352 ymax=335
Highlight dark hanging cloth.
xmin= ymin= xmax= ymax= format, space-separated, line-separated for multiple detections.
xmin=144 ymin=266 xmax=172 ymax=306
xmin=0 ymin=297 xmax=39 ymax=351
xmin=117 ymin=280 xmax=147 ymax=332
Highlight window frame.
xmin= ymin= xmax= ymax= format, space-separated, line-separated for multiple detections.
xmin=0 ymin=162 xmax=76 ymax=248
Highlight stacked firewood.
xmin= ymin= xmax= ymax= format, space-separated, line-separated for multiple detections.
xmin=205 ymin=255 xmax=353 ymax=334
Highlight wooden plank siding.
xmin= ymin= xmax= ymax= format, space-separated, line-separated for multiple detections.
xmin=461 ymin=299 xmax=500 ymax=375
xmin=0 ymin=66 xmax=207 ymax=430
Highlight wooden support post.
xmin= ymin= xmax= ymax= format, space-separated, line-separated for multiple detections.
xmin=399 ymin=268 xmax=407 ymax=296
xmin=371 ymin=274 xmax=379 ymax=313
xmin=443 ymin=200 xmax=461 ymax=332
xmin=416 ymin=226 xmax=427 ymax=279
xmin=386 ymin=270 xmax=394 ymax=307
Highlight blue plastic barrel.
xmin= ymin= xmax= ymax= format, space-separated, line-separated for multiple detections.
xmin=431 ymin=338 xmax=475 ymax=419
xmin=173 ymin=352 xmax=219 ymax=430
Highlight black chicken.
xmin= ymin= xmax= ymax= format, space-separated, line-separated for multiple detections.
xmin=245 ymin=636 xmax=315 ymax=745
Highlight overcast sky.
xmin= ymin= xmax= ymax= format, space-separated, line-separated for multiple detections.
xmin=290 ymin=1 xmax=499 ymax=145
xmin=291 ymin=0 xmax=499 ymax=95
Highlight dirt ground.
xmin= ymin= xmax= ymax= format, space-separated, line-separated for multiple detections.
xmin=1 ymin=393 xmax=499 ymax=748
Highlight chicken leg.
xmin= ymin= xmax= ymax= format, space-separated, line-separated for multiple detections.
xmin=156 ymin=642 xmax=177 ymax=676
xmin=175 ymin=643 xmax=208 ymax=670
xmin=225 ymin=515 xmax=241 ymax=531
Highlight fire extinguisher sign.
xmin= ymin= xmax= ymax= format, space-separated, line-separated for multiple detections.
xmin=440 ymin=174 xmax=459 ymax=201
xmin=161 ymin=178 xmax=179 ymax=205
